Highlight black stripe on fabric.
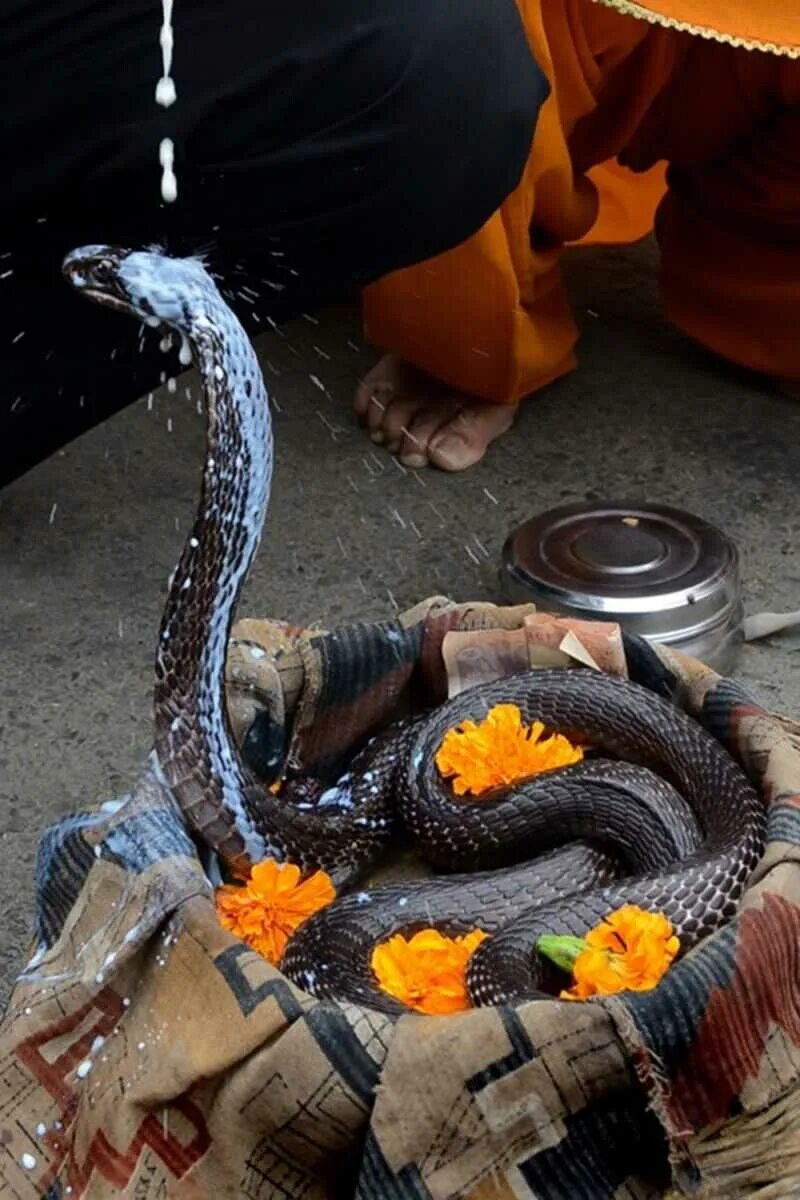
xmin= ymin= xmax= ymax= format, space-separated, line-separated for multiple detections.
xmin=356 ymin=1135 xmax=432 ymax=1200
xmin=700 ymin=679 xmax=764 ymax=751
xmin=303 ymin=1003 xmax=380 ymax=1104
xmin=100 ymin=805 xmax=196 ymax=872
xmin=518 ymin=1090 xmax=669 ymax=1199
xmin=213 ymin=943 xmax=305 ymax=1021
xmin=313 ymin=621 xmax=424 ymax=711
xmin=33 ymin=795 xmax=199 ymax=948
xmin=34 ymin=811 xmax=98 ymax=948
xmin=467 ymin=1005 xmax=537 ymax=1093
xmin=767 ymin=802 xmax=800 ymax=845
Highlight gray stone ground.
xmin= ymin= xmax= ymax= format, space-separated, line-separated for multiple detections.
xmin=1 ymin=239 xmax=798 ymax=1010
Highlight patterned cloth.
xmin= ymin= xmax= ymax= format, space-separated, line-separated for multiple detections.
xmin=0 ymin=598 xmax=798 ymax=1199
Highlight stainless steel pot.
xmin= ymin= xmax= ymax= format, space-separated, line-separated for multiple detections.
xmin=500 ymin=501 xmax=744 ymax=674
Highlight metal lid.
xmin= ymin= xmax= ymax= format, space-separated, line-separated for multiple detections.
xmin=501 ymin=501 xmax=742 ymax=642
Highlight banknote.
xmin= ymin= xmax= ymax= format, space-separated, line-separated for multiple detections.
xmin=441 ymin=613 xmax=629 ymax=697
xmin=443 ymin=628 xmax=533 ymax=697
xmin=524 ymin=613 xmax=627 ymax=677
xmin=442 ymin=628 xmax=568 ymax=697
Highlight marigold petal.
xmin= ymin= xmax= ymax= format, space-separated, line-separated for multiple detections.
xmin=371 ymin=927 xmax=489 ymax=1014
xmin=257 ymin=924 xmax=291 ymax=964
xmin=246 ymin=859 xmax=296 ymax=900
xmin=435 ymin=703 xmax=583 ymax=797
xmin=562 ymin=905 xmax=680 ymax=1000
xmin=275 ymin=870 xmax=337 ymax=922
xmin=215 ymin=859 xmax=335 ymax=966
xmin=370 ymin=936 xmax=412 ymax=995
xmin=414 ymin=989 xmax=469 ymax=1016
xmin=461 ymin=929 xmax=490 ymax=955
xmin=406 ymin=929 xmax=452 ymax=955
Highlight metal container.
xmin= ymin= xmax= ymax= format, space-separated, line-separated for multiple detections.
xmin=500 ymin=501 xmax=744 ymax=674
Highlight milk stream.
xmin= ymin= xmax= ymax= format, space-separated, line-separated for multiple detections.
xmin=156 ymin=0 xmax=177 ymax=203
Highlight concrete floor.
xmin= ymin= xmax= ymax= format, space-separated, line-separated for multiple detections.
xmin=1 ymin=239 xmax=799 ymax=1010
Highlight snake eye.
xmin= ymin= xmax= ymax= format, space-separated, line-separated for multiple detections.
xmin=92 ymin=259 xmax=116 ymax=286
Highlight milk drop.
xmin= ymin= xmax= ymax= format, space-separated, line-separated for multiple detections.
xmin=156 ymin=77 xmax=177 ymax=108
xmin=159 ymin=138 xmax=177 ymax=204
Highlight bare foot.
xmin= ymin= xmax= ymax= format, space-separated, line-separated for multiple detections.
xmin=354 ymin=354 xmax=516 ymax=471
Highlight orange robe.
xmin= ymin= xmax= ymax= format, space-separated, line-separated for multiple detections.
xmin=362 ymin=0 xmax=800 ymax=401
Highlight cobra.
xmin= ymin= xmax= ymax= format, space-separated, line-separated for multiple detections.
xmin=62 ymin=246 xmax=398 ymax=887
xmin=64 ymin=246 xmax=766 ymax=1010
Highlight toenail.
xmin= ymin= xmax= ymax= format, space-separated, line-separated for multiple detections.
xmin=399 ymin=452 xmax=428 ymax=469
xmin=433 ymin=432 xmax=467 ymax=452
xmin=370 ymin=430 xmax=385 ymax=444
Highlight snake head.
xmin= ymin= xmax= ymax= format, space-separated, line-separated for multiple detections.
xmin=62 ymin=245 xmax=136 ymax=316
xmin=63 ymin=244 xmax=216 ymax=329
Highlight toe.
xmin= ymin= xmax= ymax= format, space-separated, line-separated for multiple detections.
xmin=427 ymin=428 xmax=487 ymax=472
xmin=381 ymin=395 xmax=430 ymax=454
xmin=398 ymin=401 xmax=461 ymax=469
xmin=363 ymin=384 xmax=396 ymax=438
xmin=427 ymin=404 xmax=515 ymax=472
xmin=353 ymin=353 xmax=404 ymax=418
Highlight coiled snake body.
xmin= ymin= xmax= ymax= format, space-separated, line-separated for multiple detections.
xmin=65 ymin=246 xmax=766 ymax=1011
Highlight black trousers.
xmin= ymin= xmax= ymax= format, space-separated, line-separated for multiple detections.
xmin=0 ymin=0 xmax=547 ymax=486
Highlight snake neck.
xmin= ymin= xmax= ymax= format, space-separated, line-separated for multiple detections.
xmin=154 ymin=307 xmax=273 ymax=864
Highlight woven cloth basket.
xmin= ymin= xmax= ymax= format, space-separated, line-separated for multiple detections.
xmin=1 ymin=596 xmax=798 ymax=1200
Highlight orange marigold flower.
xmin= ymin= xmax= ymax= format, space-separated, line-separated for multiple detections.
xmin=216 ymin=858 xmax=335 ymax=965
xmin=435 ymin=703 xmax=583 ymax=797
xmin=539 ymin=905 xmax=680 ymax=1001
xmin=371 ymin=927 xmax=489 ymax=1015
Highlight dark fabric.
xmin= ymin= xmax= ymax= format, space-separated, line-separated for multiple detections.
xmin=0 ymin=0 xmax=547 ymax=486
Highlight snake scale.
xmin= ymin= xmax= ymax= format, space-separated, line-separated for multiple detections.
xmin=64 ymin=246 xmax=766 ymax=1011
